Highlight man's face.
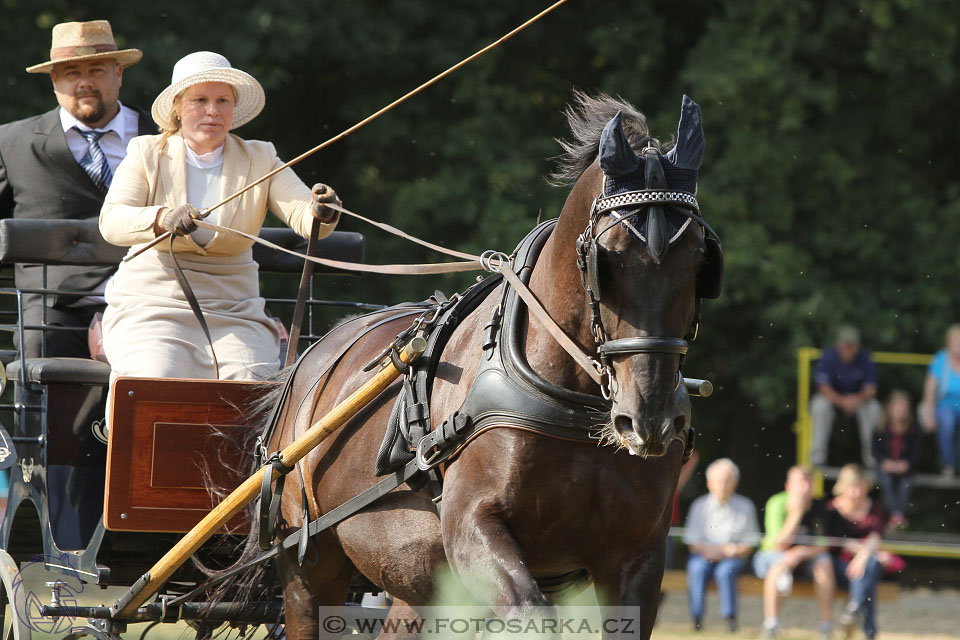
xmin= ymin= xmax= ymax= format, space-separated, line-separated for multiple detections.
xmin=706 ymin=468 xmax=737 ymax=503
xmin=837 ymin=341 xmax=859 ymax=364
xmin=51 ymin=58 xmax=123 ymax=127
xmin=785 ymin=468 xmax=812 ymax=501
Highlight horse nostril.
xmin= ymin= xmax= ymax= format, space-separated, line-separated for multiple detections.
xmin=663 ymin=414 xmax=686 ymax=438
xmin=613 ymin=414 xmax=633 ymax=438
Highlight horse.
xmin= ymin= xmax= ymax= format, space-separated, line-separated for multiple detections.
xmin=256 ymin=92 xmax=720 ymax=639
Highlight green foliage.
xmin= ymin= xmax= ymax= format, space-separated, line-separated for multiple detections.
xmin=3 ymin=0 xmax=960 ymax=485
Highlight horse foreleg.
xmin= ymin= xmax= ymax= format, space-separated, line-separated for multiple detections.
xmin=277 ymin=551 xmax=350 ymax=640
xmin=443 ymin=506 xmax=551 ymax=618
xmin=593 ymin=544 xmax=666 ymax=640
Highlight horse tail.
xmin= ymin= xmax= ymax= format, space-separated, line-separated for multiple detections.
xmin=192 ymin=365 xmax=294 ymax=625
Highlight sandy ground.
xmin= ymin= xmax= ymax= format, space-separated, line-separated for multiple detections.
xmin=654 ymin=587 xmax=960 ymax=639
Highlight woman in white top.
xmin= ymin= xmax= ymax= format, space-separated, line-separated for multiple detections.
xmin=100 ymin=51 xmax=340 ymax=383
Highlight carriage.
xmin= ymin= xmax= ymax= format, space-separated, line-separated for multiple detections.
xmin=0 ymin=93 xmax=719 ymax=640
xmin=0 ymin=217 xmax=370 ymax=639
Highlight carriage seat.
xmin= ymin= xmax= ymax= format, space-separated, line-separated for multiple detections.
xmin=6 ymin=357 xmax=111 ymax=386
xmin=0 ymin=220 xmax=366 ymax=387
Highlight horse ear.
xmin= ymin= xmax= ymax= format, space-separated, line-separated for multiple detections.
xmin=665 ymin=95 xmax=705 ymax=170
xmin=598 ymin=111 xmax=641 ymax=177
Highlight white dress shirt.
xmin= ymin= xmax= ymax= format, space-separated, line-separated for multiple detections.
xmin=184 ymin=143 xmax=224 ymax=247
xmin=60 ymin=101 xmax=139 ymax=172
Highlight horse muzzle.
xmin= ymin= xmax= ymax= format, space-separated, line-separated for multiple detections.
xmin=611 ymin=410 xmax=685 ymax=458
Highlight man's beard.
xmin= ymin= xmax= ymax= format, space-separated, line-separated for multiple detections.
xmin=69 ymin=90 xmax=107 ymax=125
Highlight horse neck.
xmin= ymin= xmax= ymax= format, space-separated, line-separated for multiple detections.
xmin=523 ymin=172 xmax=598 ymax=395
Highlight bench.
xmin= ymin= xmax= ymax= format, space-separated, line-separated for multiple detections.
xmin=660 ymin=569 xmax=900 ymax=602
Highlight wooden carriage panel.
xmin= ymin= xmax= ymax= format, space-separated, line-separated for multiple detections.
xmin=105 ymin=377 xmax=271 ymax=533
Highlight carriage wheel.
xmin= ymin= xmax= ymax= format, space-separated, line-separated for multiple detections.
xmin=0 ymin=549 xmax=32 ymax=640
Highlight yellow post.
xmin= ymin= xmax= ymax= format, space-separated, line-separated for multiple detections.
xmin=110 ymin=337 xmax=426 ymax=618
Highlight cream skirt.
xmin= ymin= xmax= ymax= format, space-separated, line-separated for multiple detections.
xmin=102 ymin=248 xmax=280 ymax=381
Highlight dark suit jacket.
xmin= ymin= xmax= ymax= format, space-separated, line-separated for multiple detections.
xmin=0 ymin=105 xmax=157 ymax=305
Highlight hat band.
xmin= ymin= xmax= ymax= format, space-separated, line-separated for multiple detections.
xmin=50 ymin=43 xmax=119 ymax=60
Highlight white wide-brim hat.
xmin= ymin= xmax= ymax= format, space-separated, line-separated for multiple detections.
xmin=151 ymin=51 xmax=265 ymax=132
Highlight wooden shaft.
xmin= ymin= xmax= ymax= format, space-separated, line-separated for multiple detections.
xmin=111 ymin=337 xmax=426 ymax=618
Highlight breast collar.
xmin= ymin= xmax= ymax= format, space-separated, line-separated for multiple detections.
xmin=444 ymin=218 xmax=609 ymax=449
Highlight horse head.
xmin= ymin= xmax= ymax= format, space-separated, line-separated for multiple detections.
xmin=559 ymin=94 xmax=719 ymax=458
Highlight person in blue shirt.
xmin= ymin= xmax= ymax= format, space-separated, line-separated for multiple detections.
xmin=921 ymin=324 xmax=960 ymax=476
xmin=810 ymin=326 xmax=882 ymax=467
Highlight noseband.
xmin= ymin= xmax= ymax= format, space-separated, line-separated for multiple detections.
xmin=575 ymin=146 xmax=721 ymax=396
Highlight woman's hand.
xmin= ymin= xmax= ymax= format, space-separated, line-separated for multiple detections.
xmin=310 ymin=183 xmax=342 ymax=223
xmin=159 ymin=204 xmax=201 ymax=236
xmin=846 ymin=552 xmax=869 ymax=580
xmin=920 ymin=402 xmax=937 ymax=432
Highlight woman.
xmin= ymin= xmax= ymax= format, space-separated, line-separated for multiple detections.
xmin=100 ymin=51 xmax=340 ymax=383
xmin=921 ymin=324 xmax=960 ymax=476
xmin=872 ymin=390 xmax=921 ymax=528
xmin=820 ymin=464 xmax=902 ymax=640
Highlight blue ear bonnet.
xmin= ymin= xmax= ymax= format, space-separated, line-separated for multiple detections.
xmin=597 ymin=97 xmax=704 ymax=245
xmin=602 ymin=157 xmax=698 ymax=244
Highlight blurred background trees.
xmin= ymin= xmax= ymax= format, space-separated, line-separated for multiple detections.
xmin=3 ymin=0 xmax=960 ymax=507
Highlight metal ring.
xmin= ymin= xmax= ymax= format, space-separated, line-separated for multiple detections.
xmin=480 ymin=250 xmax=509 ymax=273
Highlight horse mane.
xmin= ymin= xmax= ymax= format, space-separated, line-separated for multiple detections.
xmin=548 ymin=90 xmax=663 ymax=186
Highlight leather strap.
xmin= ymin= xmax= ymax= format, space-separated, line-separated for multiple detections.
xmin=597 ymin=337 xmax=689 ymax=357
xmin=498 ymin=266 xmax=603 ymax=385
xmin=280 ymin=458 xmax=423 ymax=551
xmin=285 ymin=216 xmax=321 ymax=366
xmin=194 ymin=220 xmax=482 ymax=275
xmin=168 ymin=234 xmax=219 ymax=378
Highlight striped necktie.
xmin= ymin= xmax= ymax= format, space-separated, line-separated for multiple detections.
xmin=75 ymin=128 xmax=113 ymax=192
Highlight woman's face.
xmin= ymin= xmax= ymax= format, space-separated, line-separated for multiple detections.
xmin=176 ymin=81 xmax=235 ymax=154
xmin=948 ymin=331 xmax=960 ymax=357
xmin=888 ymin=396 xmax=910 ymax=426
xmin=840 ymin=479 xmax=867 ymax=503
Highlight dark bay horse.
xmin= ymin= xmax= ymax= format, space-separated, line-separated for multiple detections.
xmin=262 ymin=93 xmax=718 ymax=639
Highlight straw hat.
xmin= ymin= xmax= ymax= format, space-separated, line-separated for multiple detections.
xmin=26 ymin=20 xmax=142 ymax=74
xmin=151 ymin=51 xmax=265 ymax=132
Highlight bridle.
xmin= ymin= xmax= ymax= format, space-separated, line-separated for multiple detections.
xmin=575 ymin=145 xmax=721 ymax=398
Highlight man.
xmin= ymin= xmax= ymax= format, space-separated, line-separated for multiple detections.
xmin=683 ymin=458 xmax=760 ymax=632
xmin=753 ymin=466 xmax=834 ymax=638
xmin=810 ymin=326 xmax=883 ymax=467
xmin=0 ymin=20 xmax=155 ymax=358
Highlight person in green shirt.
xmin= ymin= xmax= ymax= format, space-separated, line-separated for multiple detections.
xmin=752 ymin=466 xmax=835 ymax=638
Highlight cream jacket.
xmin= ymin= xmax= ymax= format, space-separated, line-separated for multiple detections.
xmin=100 ymin=133 xmax=336 ymax=254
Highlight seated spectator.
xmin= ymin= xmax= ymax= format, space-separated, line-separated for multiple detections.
xmin=873 ymin=390 xmax=921 ymax=528
xmin=753 ymin=466 xmax=834 ymax=638
xmin=682 ymin=458 xmax=759 ymax=632
xmin=921 ymin=324 xmax=960 ymax=476
xmin=821 ymin=464 xmax=903 ymax=640
xmin=810 ymin=326 xmax=882 ymax=468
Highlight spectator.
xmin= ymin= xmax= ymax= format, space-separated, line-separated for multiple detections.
xmin=753 ymin=466 xmax=834 ymax=638
xmin=873 ymin=390 xmax=921 ymax=528
xmin=665 ymin=449 xmax=700 ymax=573
xmin=810 ymin=326 xmax=882 ymax=468
xmin=821 ymin=464 xmax=903 ymax=640
xmin=921 ymin=324 xmax=960 ymax=476
xmin=0 ymin=20 xmax=156 ymax=358
xmin=682 ymin=458 xmax=759 ymax=632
